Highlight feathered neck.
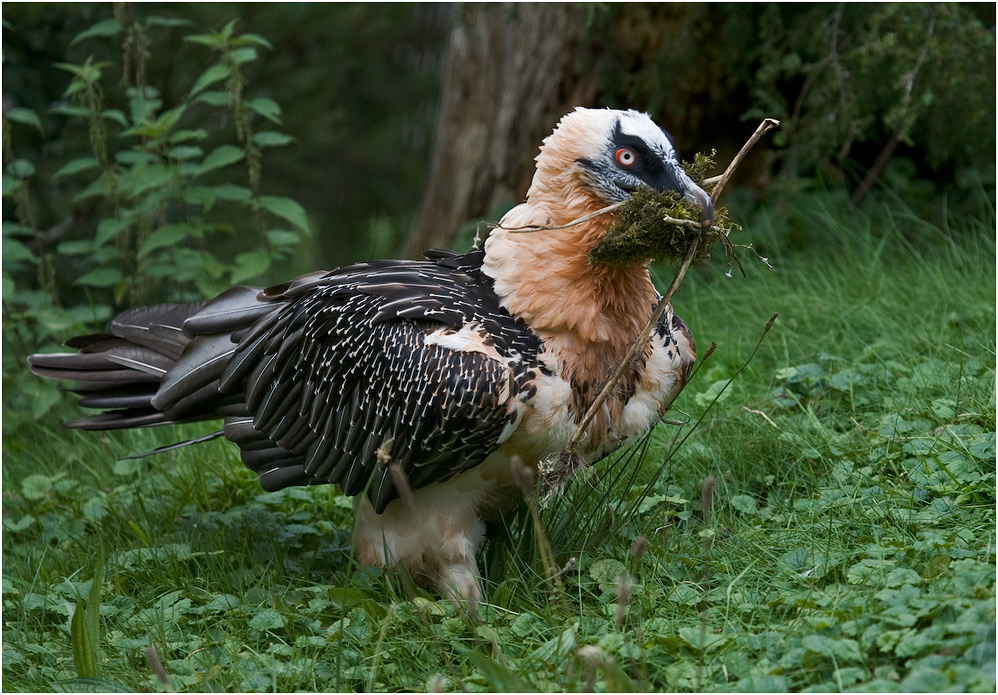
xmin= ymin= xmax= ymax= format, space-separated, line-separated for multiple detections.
xmin=482 ymin=114 xmax=657 ymax=385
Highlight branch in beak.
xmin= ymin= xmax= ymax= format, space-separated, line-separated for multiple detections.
xmin=683 ymin=185 xmax=714 ymax=228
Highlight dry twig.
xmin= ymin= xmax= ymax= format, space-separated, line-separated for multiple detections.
xmin=500 ymin=200 xmax=624 ymax=234
xmin=548 ymin=118 xmax=780 ymax=492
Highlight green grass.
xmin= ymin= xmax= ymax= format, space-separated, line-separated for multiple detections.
xmin=3 ymin=193 xmax=995 ymax=692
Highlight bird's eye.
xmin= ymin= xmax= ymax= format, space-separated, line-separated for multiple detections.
xmin=614 ymin=147 xmax=638 ymax=168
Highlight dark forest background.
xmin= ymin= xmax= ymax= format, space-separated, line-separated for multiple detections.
xmin=2 ymin=2 xmax=995 ymax=411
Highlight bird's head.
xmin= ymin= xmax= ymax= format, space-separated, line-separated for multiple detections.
xmin=529 ymin=107 xmax=713 ymax=227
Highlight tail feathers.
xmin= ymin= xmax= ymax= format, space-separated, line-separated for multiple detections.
xmin=182 ymin=285 xmax=275 ymax=335
xmin=76 ymin=384 xmax=160 ymax=410
xmin=64 ymin=409 xmax=173 ymax=430
xmin=30 ymin=289 xmax=283 ymax=433
xmin=109 ymin=302 xmax=206 ymax=360
xmin=29 ymin=342 xmax=173 ymax=378
xmin=151 ymin=336 xmax=238 ymax=414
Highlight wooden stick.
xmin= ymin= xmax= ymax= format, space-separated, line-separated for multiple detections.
xmin=565 ymin=237 xmax=700 ymax=454
xmin=502 ymin=201 xmax=624 ymax=234
xmin=560 ymin=117 xmax=780 ymax=460
xmin=707 ymin=118 xmax=780 ymax=205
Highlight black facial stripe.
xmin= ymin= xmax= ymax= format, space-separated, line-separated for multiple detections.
xmin=611 ymin=119 xmax=678 ymax=192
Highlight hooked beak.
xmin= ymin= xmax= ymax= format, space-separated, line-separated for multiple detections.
xmin=682 ymin=183 xmax=714 ymax=229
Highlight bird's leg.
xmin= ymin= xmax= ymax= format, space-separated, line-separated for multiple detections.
xmin=354 ymin=487 xmax=488 ymax=605
xmin=431 ymin=523 xmax=485 ymax=605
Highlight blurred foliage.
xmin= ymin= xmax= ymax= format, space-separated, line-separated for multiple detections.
xmin=586 ymin=3 xmax=995 ymax=219
xmin=2 ymin=3 xmax=447 ymax=271
xmin=2 ymin=3 xmax=447 ymax=417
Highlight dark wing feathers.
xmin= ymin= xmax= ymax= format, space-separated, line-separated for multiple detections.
xmin=32 ymin=249 xmax=541 ymax=512
xmin=216 ymin=250 xmax=540 ymax=511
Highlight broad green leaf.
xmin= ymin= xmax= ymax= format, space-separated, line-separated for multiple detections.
xmin=2 ymin=220 xmax=33 ymax=236
xmin=81 ymin=495 xmax=108 ymax=521
xmin=4 ymin=106 xmax=43 ymax=132
xmin=181 ymin=186 xmax=218 ymax=209
xmin=204 ymin=594 xmax=241 ymax=611
xmin=184 ymin=33 xmax=224 ymax=49
xmin=252 ymin=130 xmax=294 ymax=147
xmin=589 ymin=558 xmax=626 ymax=593
xmin=168 ymin=145 xmax=203 ymax=161
xmin=678 ymin=626 xmax=730 ymax=651
xmin=22 ymin=473 xmax=52 ymax=500
xmin=694 ymin=379 xmax=732 ymax=408
xmin=53 ymin=156 xmax=99 ymax=179
xmin=231 ymin=33 xmax=274 ymax=49
xmin=266 ymin=229 xmax=301 ymax=248
xmin=229 ymin=47 xmax=258 ymax=65
xmin=189 ymin=64 xmax=231 ymax=97
xmin=168 ymin=128 xmax=208 ymax=144
xmin=247 ymin=97 xmax=282 ymax=123
xmin=139 ymin=224 xmax=196 ymax=258
xmin=198 ymin=145 xmax=244 ymax=175
xmin=213 ymin=183 xmax=253 ymax=201
xmin=259 ymin=195 xmax=311 ymax=234
xmin=129 ymin=164 xmax=174 ymax=197
xmin=145 ymin=15 xmax=193 ymax=28
xmin=95 ymin=218 xmax=130 ymax=246
xmin=2 ymin=173 xmax=20 ymax=196
xmin=231 ymin=248 xmax=271 ymax=284
xmin=123 ymin=105 xmax=185 ymax=138
xmin=248 ymin=608 xmax=285 ymax=631
xmin=2 ymin=237 xmax=36 ymax=264
xmin=194 ymin=90 xmax=231 ymax=107
xmin=71 ymin=18 xmax=122 ymax=45
xmin=6 ymin=159 xmax=36 ymax=178
xmin=74 ymin=267 xmax=123 ymax=288
xmin=803 ymin=634 xmax=862 ymax=662
xmin=3 ymin=515 xmax=35 ymax=532
xmin=729 ymin=494 xmax=758 ymax=515
xmin=101 ymin=109 xmax=128 ymax=127
xmin=50 ymin=103 xmax=90 ymax=119
xmin=115 ymin=150 xmax=158 ymax=167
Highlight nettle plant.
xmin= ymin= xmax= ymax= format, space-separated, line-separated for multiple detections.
xmin=3 ymin=15 xmax=310 ymax=417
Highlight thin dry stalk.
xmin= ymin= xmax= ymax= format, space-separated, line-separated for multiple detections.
xmin=742 ymin=406 xmax=780 ymax=429
xmin=512 ymin=456 xmax=565 ymax=606
xmin=708 ymin=118 xmax=780 ymax=206
xmin=564 ymin=237 xmax=700 ymax=456
xmin=555 ymin=118 xmax=779 ymax=480
xmin=502 ymin=200 xmax=624 ymax=234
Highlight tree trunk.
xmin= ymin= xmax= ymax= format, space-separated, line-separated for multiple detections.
xmin=398 ymin=3 xmax=595 ymax=258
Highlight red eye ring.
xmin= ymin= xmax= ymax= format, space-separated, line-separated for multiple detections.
xmin=615 ymin=147 xmax=637 ymax=167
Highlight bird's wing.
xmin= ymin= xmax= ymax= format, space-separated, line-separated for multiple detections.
xmin=210 ymin=250 xmax=539 ymax=513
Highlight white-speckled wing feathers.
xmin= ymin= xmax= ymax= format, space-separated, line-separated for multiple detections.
xmin=209 ymin=250 xmax=543 ymax=512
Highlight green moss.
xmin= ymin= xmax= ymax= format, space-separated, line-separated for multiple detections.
xmin=587 ymin=151 xmax=738 ymax=267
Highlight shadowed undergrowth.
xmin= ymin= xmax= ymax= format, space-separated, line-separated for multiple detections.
xmin=3 ymin=194 xmax=995 ymax=692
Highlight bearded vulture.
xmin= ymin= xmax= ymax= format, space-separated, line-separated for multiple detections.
xmin=29 ymin=107 xmax=711 ymax=603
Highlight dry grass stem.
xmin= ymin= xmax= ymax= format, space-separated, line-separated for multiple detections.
xmin=546 ymin=119 xmax=779 ymax=492
xmin=701 ymin=475 xmax=715 ymax=513
xmin=708 ymin=118 xmax=780 ymax=205
xmin=144 ymin=645 xmax=170 ymax=688
xmin=501 ymin=201 xmax=624 ymax=234
xmin=742 ymin=406 xmax=780 ymax=429
xmin=565 ymin=238 xmax=701 ymax=454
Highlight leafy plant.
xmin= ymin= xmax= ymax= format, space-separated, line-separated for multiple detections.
xmin=2 ymin=11 xmax=310 ymax=418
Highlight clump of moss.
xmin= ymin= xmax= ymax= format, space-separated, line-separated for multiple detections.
xmin=587 ymin=151 xmax=737 ymax=267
